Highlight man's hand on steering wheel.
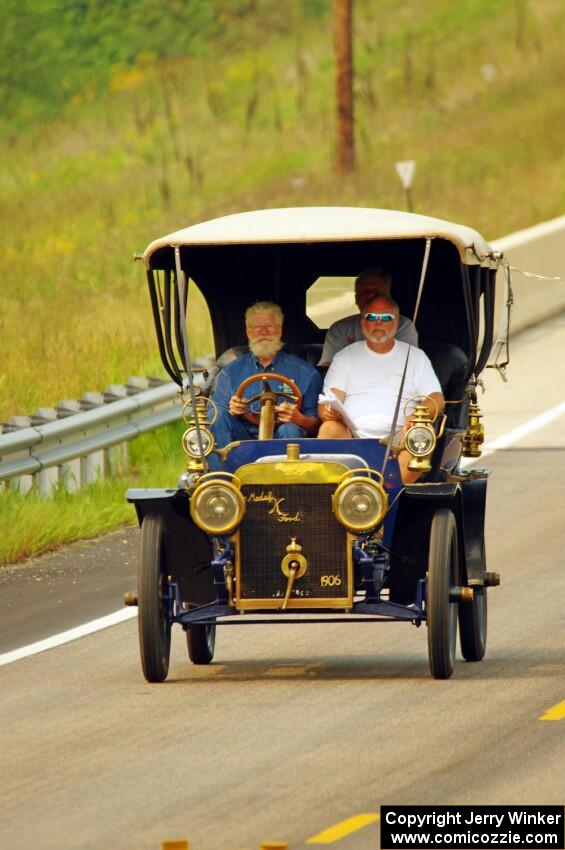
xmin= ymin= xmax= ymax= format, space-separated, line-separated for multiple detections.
xmin=275 ymin=400 xmax=300 ymax=425
xmin=234 ymin=373 xmax=303 ymax=426
xmin=228 ymin=394 xmax=248 ymax=417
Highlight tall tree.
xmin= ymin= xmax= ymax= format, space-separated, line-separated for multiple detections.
xmin=333 ymin=0 xmax=354 ymax=172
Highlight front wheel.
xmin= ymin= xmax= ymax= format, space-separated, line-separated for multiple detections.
xmin=187 ymin=622 xmax=216 ymax=665
xmin=138 ymin=515 xmax=171 ymax=683
xmin=459 ymin=588 xmax=487 ymax=661
xmin=427 ymin=509 xmax=459 ymax=679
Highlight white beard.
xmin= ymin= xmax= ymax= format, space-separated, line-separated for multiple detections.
xmin=249 ymin=338 xmax=284 ymax=360
xmin=365 ymin=325 xmax=396 ymax=345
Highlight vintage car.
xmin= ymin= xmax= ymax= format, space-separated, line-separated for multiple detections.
xmin=126 ymin=207 xmax=509 ymax=682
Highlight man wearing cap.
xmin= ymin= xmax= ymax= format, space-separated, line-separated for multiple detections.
xmin=319 ymin=267 xmax=418 ymax=366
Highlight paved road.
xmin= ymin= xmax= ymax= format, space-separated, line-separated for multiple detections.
xmin=0 ymin=529 xmax=138 ymax=652
xmin=1 ymin=317 xmax=565 ymax=850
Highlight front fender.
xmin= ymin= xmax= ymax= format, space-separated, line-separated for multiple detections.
xmin=127 ymin=488 xmax=215 ymax=606
xmin=402 ymin=475 xmax=489 ymax=582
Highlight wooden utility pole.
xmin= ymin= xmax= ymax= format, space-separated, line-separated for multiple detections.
xmin=333 ymin=0 xmax=354 ymax=172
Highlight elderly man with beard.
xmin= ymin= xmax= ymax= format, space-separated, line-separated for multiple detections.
xmin=318 ymin=295 xmax=444 ymax=484
xmin=211 ymin=301 xmax=322 ymax=448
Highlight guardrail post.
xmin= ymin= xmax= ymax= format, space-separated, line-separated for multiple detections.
xmin=57 ymin=401 xmax=82 ymax=492
xmin=8 ymin=416 xmax=35 ymax=494
xmin=80 ymin=392 xmax=106 ymax=485
xmin=81 ymin=452 xmax=105 ymax=485
xmin=127 ymin=376 xmax=151 ymax=392
xmin=104 ymin=385 xmax=129 ymax=475
xmin=33 ymin=408 xmax=59 ymax=496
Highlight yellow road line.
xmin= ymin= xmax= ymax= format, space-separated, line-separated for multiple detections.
xmin=539 ymin=699 xmax=565 ymax=720
xmin=307 ymin=813 xmax=380 ymax=844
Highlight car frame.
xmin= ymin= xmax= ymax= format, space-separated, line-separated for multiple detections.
xmin=127 ymin=207 xmax=509 ymax=681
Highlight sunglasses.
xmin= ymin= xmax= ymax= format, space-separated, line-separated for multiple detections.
xmin=362 ymin=312 xmax=396 ymax=323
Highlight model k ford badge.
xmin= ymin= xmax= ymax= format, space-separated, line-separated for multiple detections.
xmin=246 ymin=490 xmax=303 ymax=523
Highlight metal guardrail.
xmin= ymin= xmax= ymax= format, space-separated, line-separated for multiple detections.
xmin=0 ymin=375 xmax=203 ymax=495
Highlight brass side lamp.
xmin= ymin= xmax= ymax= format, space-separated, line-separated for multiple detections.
xmin=462 ymin=392 xmax=484 ymax=458
xmin=404 ymin=400 xmax=439 ymax=473
xmin=181 ymin=393 xmax=217 ymax=476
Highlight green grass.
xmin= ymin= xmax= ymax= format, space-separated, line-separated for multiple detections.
xmin=1 ymin=0 xmax=564 ymax=563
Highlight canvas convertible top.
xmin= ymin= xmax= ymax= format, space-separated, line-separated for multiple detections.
xmin=142 ymin=207 xmax=499 ymax=269
xmin=139 ymin=206 xmax=506 ymax=382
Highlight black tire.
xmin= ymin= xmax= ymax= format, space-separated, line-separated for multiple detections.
xmin=138 ymin=515 xmax=171 ymax=683
xmin=427 ymin=509 xmax=459 ymax=679
xmin=186 ymin=622 xmax=216 ymax=665
xmin=459 ymin=587 xmax=488 ymax=661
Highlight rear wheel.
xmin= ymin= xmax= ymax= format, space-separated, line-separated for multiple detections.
xmin=459 ymin=587 xmax=488 ymax=661
xmin=187 ymin=622 xmax=216 ymax=665
xmin=427 ymin=509 xmax=459 ymax=679
xmin=138 ymin=515 xmax=171 ymax=683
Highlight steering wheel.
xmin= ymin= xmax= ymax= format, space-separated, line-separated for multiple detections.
xmin=235 ymin=372 xmax=303 ymax=426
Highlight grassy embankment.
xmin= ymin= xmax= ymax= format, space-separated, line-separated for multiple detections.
xmin=1 ymin=0 xmax=564 ymax=564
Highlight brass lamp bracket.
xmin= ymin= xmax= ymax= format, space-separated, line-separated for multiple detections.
xmin=409 ymin=401 xmax=434 ymax=424
xmin=182 ymin=394 xmax=217 ymax=427
xmin=224 ymin=561 xmax=235 ymax=607
xmin=404 ymin=394 xmax=439 ymax=423
xmin=213 ymin=441 xmax=242 ymax=462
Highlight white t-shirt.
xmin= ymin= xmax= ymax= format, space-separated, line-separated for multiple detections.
xmin=323 ymin=340 xmax=442 ymax=438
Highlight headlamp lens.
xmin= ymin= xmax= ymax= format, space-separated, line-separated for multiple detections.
xmin=182 ymin=426 xmax=213 ymax=458
xmin=334 ymin=478 xmax=386 ymax=531
xmin=191 ymin=482 xmax=244 ymax=534
xmin=405 ymin=425 xmax=435 ymax=456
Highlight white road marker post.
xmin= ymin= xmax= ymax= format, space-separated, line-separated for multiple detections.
xmin=395 ymin=159 xmax=416 ymax=212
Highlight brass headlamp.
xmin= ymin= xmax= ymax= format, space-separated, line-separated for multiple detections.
xmin=190 ymin=472 xmax=245 ymax=535
xmin=333 ymin=469 xmax=388 ymax=532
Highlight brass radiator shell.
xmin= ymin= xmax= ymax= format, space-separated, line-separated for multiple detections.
xmin=233 ymin=462 xmax=354 ymax=610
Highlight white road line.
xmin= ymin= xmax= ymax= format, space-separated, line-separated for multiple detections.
xmin=482 ymin=401 xmax=565 ymax=453
xmin=462 ymin=399 xmax=565 ymax=467
xmin=490 ymin=214 xmax=565 ymax=251
xmin=3 ymin=398 xmax=565 ymax=669
xmin=0 ymin=608 xmax=137 ymax=667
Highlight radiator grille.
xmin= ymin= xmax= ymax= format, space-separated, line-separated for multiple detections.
xmin=237 ymin=483 xmax=349 ymax=604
